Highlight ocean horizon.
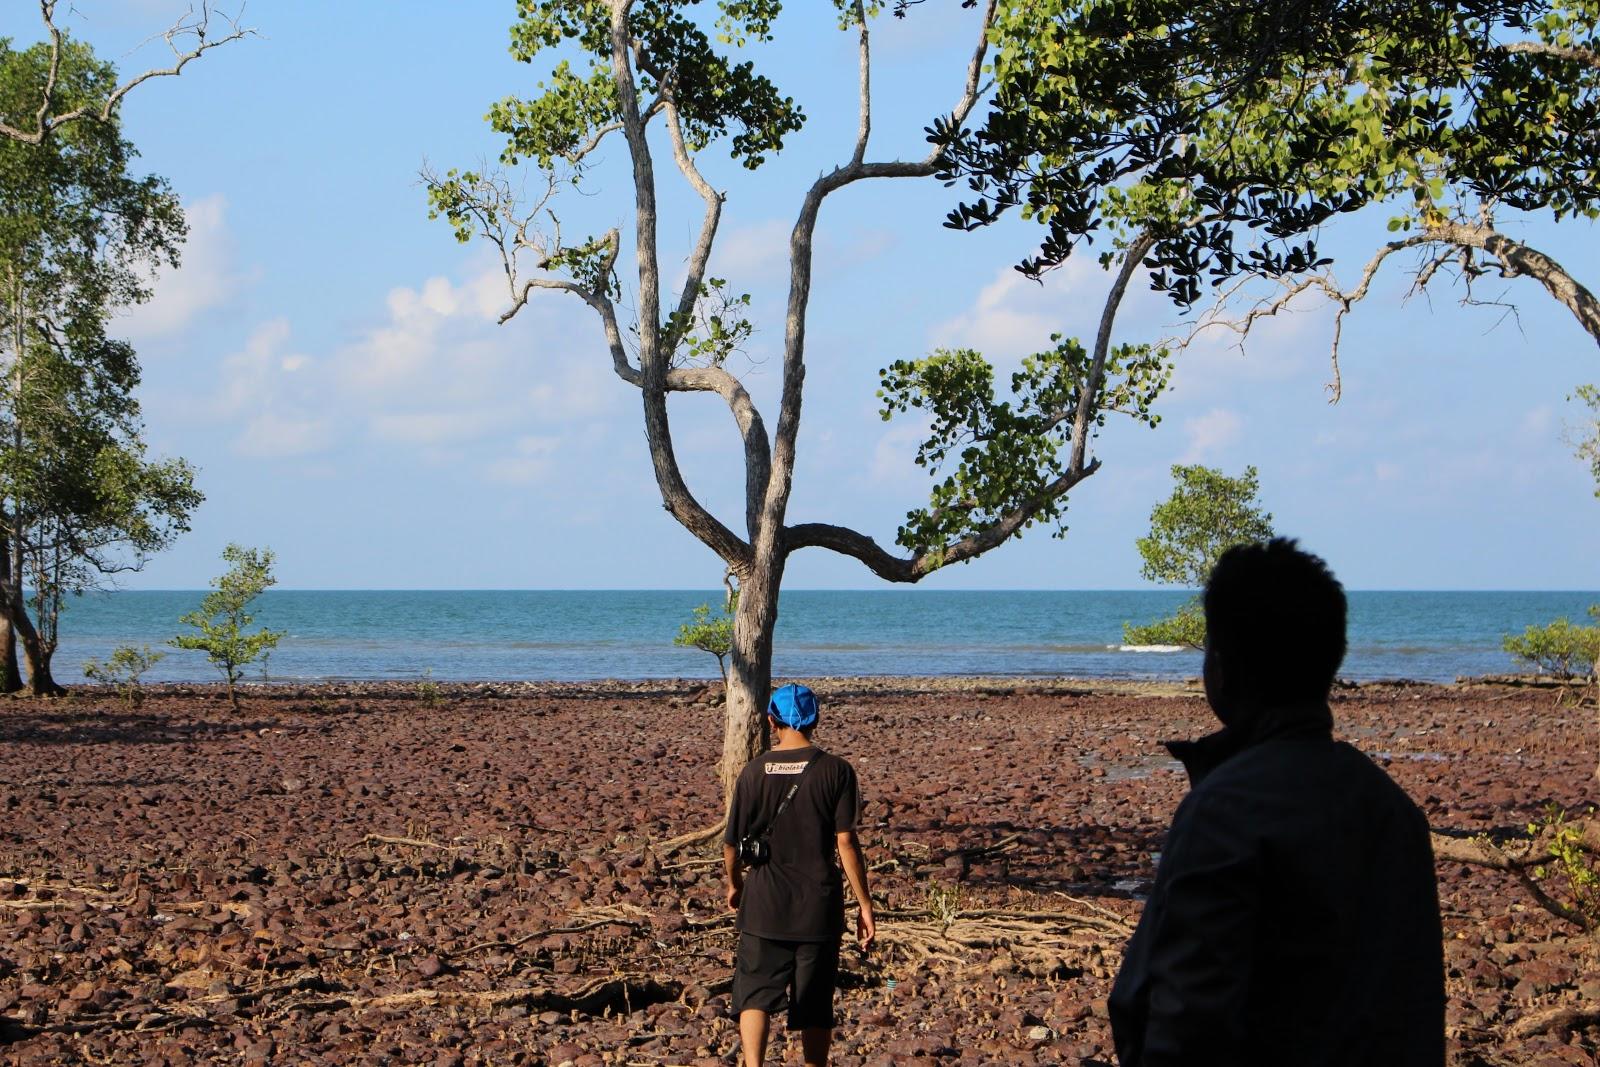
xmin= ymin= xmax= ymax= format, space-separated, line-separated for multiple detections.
xmin=50 ymin=588 xmax=1600 ymax=686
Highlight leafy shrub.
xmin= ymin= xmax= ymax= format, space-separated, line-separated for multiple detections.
xmin=1529 ymin=805 xmax=1600 ymax=930
xmin=675 ymin=596 xmax=735 ymax=681
xmin=82 ymin=644 xmax=164 ymax=707
xmin=1502 ymin=613 xmax=1600 ymax=681
xmin=416 ymin=667 xmax=442 ymax=708
xmin=172 ymin=544 xmax=284 ymax=710
xmin=1123 ymin=602 xmax=1206 ymax=650
xmin=1123 ymin=465 xmax=1272 ymax=647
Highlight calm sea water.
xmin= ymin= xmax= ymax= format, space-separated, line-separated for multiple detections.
xmin=49 ymin=589 xmax=1598 ymax=685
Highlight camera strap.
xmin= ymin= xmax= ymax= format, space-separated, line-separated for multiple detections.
xmin=756 ymin=749 xmax=820 ymax=843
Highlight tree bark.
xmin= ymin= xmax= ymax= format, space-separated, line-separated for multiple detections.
xmin=0 ymin=613 xmax=19 ymax=694
xmin=720 ymin=555 xmax=783 ymax=801
xmin=0 ymin=537 xmax=21 ymax=693
xmin=1424 ymin=221 xmax=1600 ymax=347
xmin=3 ymin=584 xmax=62 ymax=696
xmin=19 ymin=628 xmax=61 ymax=696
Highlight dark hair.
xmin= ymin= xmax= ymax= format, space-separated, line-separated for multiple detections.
xmin=1202 ymin=537 xmax=1347 ymax=701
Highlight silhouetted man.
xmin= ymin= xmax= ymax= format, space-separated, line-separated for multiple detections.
xmin=724 ymin=684 xmax=875 ymax=1067
xmin=1110 ymin=538 xmax=1444 ymax=1066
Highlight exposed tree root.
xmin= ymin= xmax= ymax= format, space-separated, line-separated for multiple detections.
xmin=455 ymin=904 xmax=650 ymax=957
xmin=873 ymin=904 xmax=1132 ymax=971
xmin=281 ymin=973 xmax=677 ymax=1019
xmin=1508 ymin=1002 xmax=1600 ymax=1040
xmin=1 ymin=971 xmax=675 ymax=1038
xmin=361 ymin=833 xmax=461 ymax=851
xmin=652 ymin=819 xmax=727 ymax=859
xmin=1431 ymin=831 xmax=1592 ymax=931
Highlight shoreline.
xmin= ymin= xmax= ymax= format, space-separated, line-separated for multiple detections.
xmin=57 ymin=670 xmax=1579 ymax=703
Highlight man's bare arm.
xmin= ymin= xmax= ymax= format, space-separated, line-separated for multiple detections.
xmin=723 ymin=842 xmax=743 ymax=911
xmin=837 ymin=829 xmax=876 ymax=948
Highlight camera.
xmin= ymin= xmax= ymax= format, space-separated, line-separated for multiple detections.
xmin=737 ymin=835 xmax=770 ymax=867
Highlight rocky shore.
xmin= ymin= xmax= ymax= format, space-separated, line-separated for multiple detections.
xmin=0 ymin=677 xmax=1594 ymax=1065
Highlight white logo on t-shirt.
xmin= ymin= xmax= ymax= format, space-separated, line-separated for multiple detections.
xmin=765 ymin=761 xmax=808 ymax=775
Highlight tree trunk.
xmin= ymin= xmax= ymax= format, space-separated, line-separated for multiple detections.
xmin=0 ymin=616 xmax=19 ymax=694
xmin=0 ymin=539 xmax=21 ymax=693
xmin=19 ymin=632 xmax=61 ymax=696
xmin=8 ymin=596 xmax=62 ymax=696
xmin=720 ymin=556 xmax=783 ymax=804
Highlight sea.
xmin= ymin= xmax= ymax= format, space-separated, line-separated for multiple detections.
xmin=50 ymin=589 xmax=1599 ymax=685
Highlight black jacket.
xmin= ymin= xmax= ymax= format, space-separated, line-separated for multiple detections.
xmin=1108 ymin=702 xmax=1444 ymax=1066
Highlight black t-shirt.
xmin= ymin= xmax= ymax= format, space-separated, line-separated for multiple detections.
xmin=723 ymin=746 xmax=860 ymax=942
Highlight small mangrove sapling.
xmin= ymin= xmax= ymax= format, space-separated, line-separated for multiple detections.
xmin=172 ymin=544 xmax=283 ymax=711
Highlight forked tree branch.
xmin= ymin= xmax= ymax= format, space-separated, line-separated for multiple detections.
xmin=609 ymin=0 xmax=752 ymax=570
xmin=1426 ymin=220 xmax=1600 ymax=343
xmin=655 ymin=97 xmax=771 ymax=537
xmin=784 ymin=459 xmax=1102 ymax=581
xmin=769 ymin=0 xmax=998 ymax=563
xmin=852 ymin=0 xmax=872 ymax=167
xmin=1173 ymin=218 xmax=1600 ymax=403
xmin=785 ymin=228 xmax=1152 ymax=580
xmin=0 ymin=1 xmax=255 ymax=145
xmin=661 ymin=102 xmax=724 ymax=351
xmin=1497 ymin=40 xmax=1600 ymax=70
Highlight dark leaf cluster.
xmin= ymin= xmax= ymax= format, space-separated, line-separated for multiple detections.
xmin=502 ymin=0 xmax=806 ymax=169
xmin=939 ymin=0 xmax=1600 ymax=305
xmin=876 ymin=336 xmax=1168 ymax=552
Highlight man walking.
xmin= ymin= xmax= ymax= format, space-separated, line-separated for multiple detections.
xmin=1110 ymin=538 xmax=1444 ymax=1065
xmin=723 ymin=684 xmax=875 ymax=1067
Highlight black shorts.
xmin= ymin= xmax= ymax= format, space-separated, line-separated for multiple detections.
xmin=731 ymin=932 xmax=840 ymax=1030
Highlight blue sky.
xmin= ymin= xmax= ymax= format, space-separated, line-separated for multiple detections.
xmin=4 ymin=2 xmax=1596 ymax=591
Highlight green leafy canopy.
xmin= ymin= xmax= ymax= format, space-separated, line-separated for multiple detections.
xmin=1123 ymin=464 xmax=1274 ymax=647
xmin=877 ymin=336 xmax=1170 ymax=552
xmin=172 ymin=545 xmax=284 ymax=708
xmin=1 ymin=32 xmax=202 ymax=678
xmin=942 ymin=0 xmax=1600 ymax=306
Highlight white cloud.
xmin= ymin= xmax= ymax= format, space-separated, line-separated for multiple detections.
xmin=1375 ymin=460 xmax=1403 ymax=482
xmin=709 ymin=219 xmax=792 ymax=284
xmin=120 ymin=194 xmax=246 ymax=339
xmin=234 ymin=411 xmax=332 ymax=458
xmin=484 ymin=435 xmax=561 ymax=484
xmin=197 ymin=259 xmax=623 ymax=473
xmin=867 ymin=419 xmax=929 ymax=485
xmin=370 ymin=410 xmax=506 ymax=446
xmin=1180 ymin=408 xmax=1243 ymax=463
xmin=217 ymin=318 xmax=312 ymax=416
xmin=1520 ymin=405 xmax=1556 ymax=437
xmin=335 ymin=267 xmax=521 ymax=398
xmin=931 ymin=255 xmax=1167 ymax=371
xmin=528 ymin=358 xmax=624 ymax=423
xmin=212 ymin=319 xmax=334 ymax=458
xmin=932 ymin=266 xmax=1062 ymax=362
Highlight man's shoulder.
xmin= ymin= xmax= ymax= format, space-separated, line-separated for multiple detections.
xmin=736 ymin=747 xmax=858 ymax=780
xmin=1191 ymin=736 xmax=1426 ymax=824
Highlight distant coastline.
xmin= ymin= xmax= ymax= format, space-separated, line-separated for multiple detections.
xmin=53 ymin=588 xmax=1598 ymax=686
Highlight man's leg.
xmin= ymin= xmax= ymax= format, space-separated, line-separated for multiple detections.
xmin=740 ymin=1009 xmax=772 ymax=1066
xmin=800 ymin=1026 xmax=832 ymax=1067
xmin=788 ymin=939 xmax=841 ymax=1067
xmin=732 ymin=934 xmax=794 ymax=1065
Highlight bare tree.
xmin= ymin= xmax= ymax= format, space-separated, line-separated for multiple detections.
xmin=1176 ymin=204 xmax=1600 ymax=403
xmin=429 ymin=1 xmax=1169 ymax=806
xmin=0 ymin=1 xmax=253 ymax=146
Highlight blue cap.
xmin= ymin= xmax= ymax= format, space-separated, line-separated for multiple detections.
xmin=767 ymin=684 xmax=819 ymax=730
